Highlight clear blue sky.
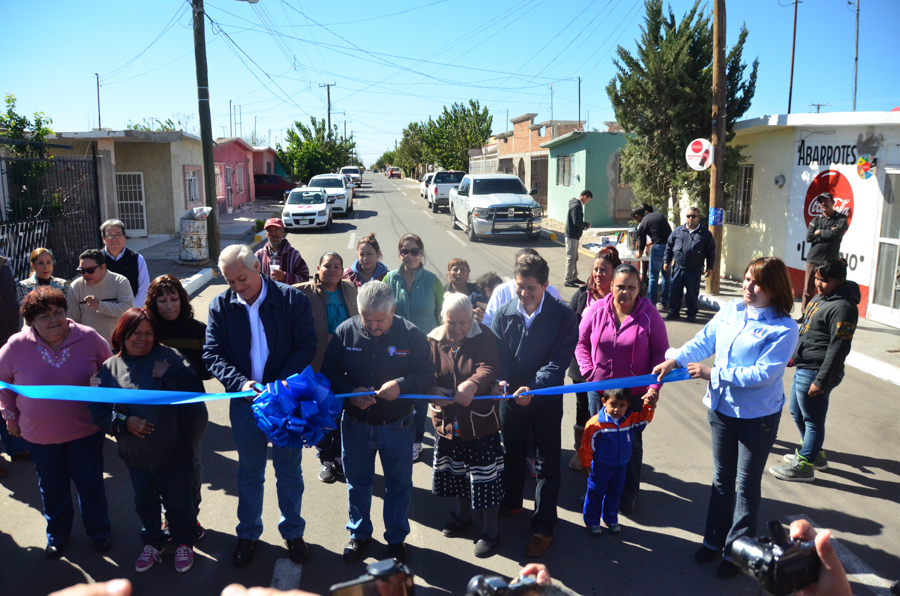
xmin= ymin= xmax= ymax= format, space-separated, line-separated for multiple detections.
xmin=2 ymin=0 xmax=898 ymax=165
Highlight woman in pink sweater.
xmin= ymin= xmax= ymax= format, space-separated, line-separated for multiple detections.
xmin=575 ymin=263 xmax=669 ymax=514
xmin=0 ymin=287 xmax=113 ymax=559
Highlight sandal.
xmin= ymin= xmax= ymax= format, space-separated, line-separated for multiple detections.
xmin=442 ymin=512 xmax=473 ymax=537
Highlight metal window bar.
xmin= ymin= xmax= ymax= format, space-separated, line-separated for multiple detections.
xmin=115 ymin=173 xmax=147 ymax=234
xmin=726 ymin=165 xmax=753 ymax=226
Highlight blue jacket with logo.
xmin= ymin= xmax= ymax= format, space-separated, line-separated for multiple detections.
xmin=663 ymin=224 xmax=716 ymax=271
xmin=322 ymin=314 xmax=434 ymax=424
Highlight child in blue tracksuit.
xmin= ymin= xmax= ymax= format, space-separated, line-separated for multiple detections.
xmin=578 ymin=388 xmax=654 ymax=535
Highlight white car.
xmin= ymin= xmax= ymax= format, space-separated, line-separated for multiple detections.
xmin=282 ymin=187 xmax=334 ymax=231
xmin=448 ymin=174 xmax=542 ymax=242
xmin=342 ymin=174 xmax=356 ymax=200
xmin=340 ymin=165 xmax=362 ymax=186
xmin=308 ymin=174 xmax=352 ymax=217
xmin=419 ymin=172 xmax=435 ymax=197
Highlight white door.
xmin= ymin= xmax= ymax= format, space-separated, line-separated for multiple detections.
xmin=868 ymin=169 xmax=900 ymax=327
xmin=114 ymin=172 xmax=148 ymax=237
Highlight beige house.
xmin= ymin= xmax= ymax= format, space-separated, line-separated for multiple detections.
xmin=48 ymin=130 xmax=206 ymax=238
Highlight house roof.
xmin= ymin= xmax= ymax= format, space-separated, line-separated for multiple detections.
xmin=510 ymin=113 xmax=538 ymax=125
xmin=215 ymin=137 xmax=254 ymax=151
xmin=494 ymin=131 xmax=513 ymax=139
xmin=50 ymin=130 xmax=201 ymax=143
xmin=539 ymin=130 xmax=585 ymax=149
xmin=252 ymin=146 xmax=276 ymax=153
xmin=733 ymin=110 xmax=900 ymax=136
xmin=527 ymin=120 xmax=584 ymax=131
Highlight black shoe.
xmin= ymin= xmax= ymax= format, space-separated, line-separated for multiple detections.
xmin=572 ymin=278 xmax=585 ymax=285
xmin=343 ymin=537 xmax=371 ymax=562
xmin=442 ymin=512 xmax=473 ymax=537
xmin=695 ymin=546 xmax=718 ymax=563
xmin=665 ymin=312 xmax=681 ymax=321
xmin=685 ymin=315 xmax=697 ymax=323
xmin=618 ymin=498 xmax=636 ymax=515
xmin=387 ymin=542 xmax=408 ymax=563
xmin=716 ymin=560 xmax=741 ymax=579
xmin=564 ymin=281 xmax=579 ymax=288
xmin=94 ymin=537 xmax=112 ymax=553
xmin=286 ymin=537 xmax=309 ymax=563
xmin=45 ymin=544 xmax=64 ymax=559
xmin=473 ymin=535 xmax=500 ymax=558
xmin=318 ymin=461 xmax=337 ymax=484
xmin=233 ymin=539 xmax=258 ymax=567
xmin=334 ymin=458 xmax=345 ymax=478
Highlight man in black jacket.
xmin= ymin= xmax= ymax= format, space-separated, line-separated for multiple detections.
xmin=633 ymin=205 xmax=672 ymax=306
xmin=322 ymin=281 xmax=434 ymax=564
xmin=802 ymin=193 xmax=849 ymax=312
xmin=663 ymin=206 xmax=716 ymax=322
xmin=491 ymin=254 xmax=578 ymax=558
xmin=564 ymin=190 xmax=592 ymax=287
xmin=770 ymin=258 xmax=858 ymax=483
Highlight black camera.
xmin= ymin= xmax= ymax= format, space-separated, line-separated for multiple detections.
xmin=466 ymin=574 xmax=536 ymax=596
xmin=730 ymin=520 xmax=821 ymax=596
xmin=329 ymin=559 xmax=415 ymax=596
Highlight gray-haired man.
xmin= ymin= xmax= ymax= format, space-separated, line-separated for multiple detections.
xmin=321 ymin=281 xmax=434 ymax=564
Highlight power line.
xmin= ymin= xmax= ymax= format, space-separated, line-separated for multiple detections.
xmin=320 ymin=0 xmax=449 ymax=26
xmin=102 ymin=3 xmax=189 ymax=81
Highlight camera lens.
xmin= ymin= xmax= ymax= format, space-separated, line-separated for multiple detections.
xmin=731 ymin=537 xmax=767 ymax=577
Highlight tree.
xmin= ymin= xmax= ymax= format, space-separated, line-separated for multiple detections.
xmin=243 ymin=130 xmax=265 ymax=146
xmin=126 ymin=112 xmax=197 ymax=135
xmin=0 ymin=93 xmax=54 ymax=158
xmin=0 ymin=93 xmax=59 ymax=218
xmin=394 ymin=122 xmax=428 ymax=178
xmin=276 ymin=116 xmax=356 ymax=183
xmin=421 ymin=101 xmax=492 ymax=171
xmin=607 ymin=0 xmax=758 ymax=216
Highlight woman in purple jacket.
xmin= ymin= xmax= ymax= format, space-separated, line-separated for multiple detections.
xmin=575 ymin=263 xmax=669 ymax=514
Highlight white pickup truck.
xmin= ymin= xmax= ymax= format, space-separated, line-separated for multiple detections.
xmin=448 ymin=174 xmax=542 ymax=242
xmin=340 ymin=165 xmax=362 ymax=186
xmin=426 ymin=170 xmax=465 ymax=213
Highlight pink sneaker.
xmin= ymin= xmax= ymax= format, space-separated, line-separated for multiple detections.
xmin=175 ymin=544 xmax=194 ymax=573
xmin=135 ymin=545 xmax=162 ymax=572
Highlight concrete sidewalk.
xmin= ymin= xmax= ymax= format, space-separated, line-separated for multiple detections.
xmin=699 ymin=278 xmax=900 ymax=387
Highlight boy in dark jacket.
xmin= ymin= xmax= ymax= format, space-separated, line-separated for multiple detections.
xmin=578 ymin=389 xmax=654 ymax=535
xmin=770 ymin=258 xmax=858 ymax=483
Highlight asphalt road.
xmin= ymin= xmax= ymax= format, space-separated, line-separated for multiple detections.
xmin=2 ymin=174 xmax=898 ymax=596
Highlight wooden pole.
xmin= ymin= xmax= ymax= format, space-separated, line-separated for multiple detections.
xmin=788 ymin=0 xmax=797 ymax=114
xmin=706 ymin=0 xmax=726 ymax=295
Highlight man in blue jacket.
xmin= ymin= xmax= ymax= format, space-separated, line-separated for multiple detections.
xmin=663 ymin=206 xmax=716 ymax=322
xmin=491 ymin=254 xmax=578 ymax=558
xmin=203 ymin=244 xmax=317 ymax=568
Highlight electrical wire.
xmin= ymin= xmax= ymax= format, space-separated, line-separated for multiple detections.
xmin=101 ymin=3 xmax=189 ymax=81
xmin=319 ymin=0 xmax=449 ymax=26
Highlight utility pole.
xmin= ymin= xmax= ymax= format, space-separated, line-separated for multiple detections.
xmin=229 ymin=99 xmax=232 ymax=137
xmin=550 ymin=83 xmax=554 ymax=126
xmin=578 ymin=76 xmax=582 ymax=130
xmin=95 ymin=74 xmax=102 ymax=129
xmin=506 ymin=109 xmax=509 ymax=132
xmin=254 ymin=115 xmax=257 ymax=142
xmin=808 ymin=102 xmax=830 ymax=113
xmin=788 ymin=0 xmax=798 ymax=114
xmin=853 ymin=0 xmax=859 ymax=111
xmin=320 ymin=83 xmax=336 ymax=137
xmin=707 ymin=0 xmax=726 ymax=295
xmin=238 ymin=105 xmax=242 ymax=138
xmin=343 ymin=120 xmax=347 ymax=139
xmin=191 ymin=0 xmax=220 ymax=263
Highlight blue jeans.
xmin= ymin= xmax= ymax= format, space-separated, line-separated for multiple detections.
xmin=588 ymin=391 xmax=644 ymax=502
xmin=583 ymin=462 xmax=626 ymax=527
xmin=27 ymin=432 xmax=111 ymax=547
xmin=0 ymin=421 xmax=27 ymax=457
xmin=705 ymin=409 xmax=780 ymax=559
xmin=341 ymin=411 xmax=414 ymax=544
xmin=129 ymin=457 xmax=195 ymax=547
xmin=669 ymin=266 xmax=703 ymax=317
xmin=230 ymin=398 xmax=306 ymax=541
xmin=648 ymin=243 xmax=671 ymax=305
xmin=789 ymin=368 xmax=837 ymax=460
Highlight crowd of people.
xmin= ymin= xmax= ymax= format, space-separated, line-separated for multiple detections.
xmin=0 ymin=197 xmax=859 ymax=588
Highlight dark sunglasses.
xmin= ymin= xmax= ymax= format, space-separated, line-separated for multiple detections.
xmin=76 ymin=265 xmax=101 ymax=275
xmin=399 ymin=248 xmax=422 ymax=257
xmin=685 ymin=214 xmax=700 ymax=218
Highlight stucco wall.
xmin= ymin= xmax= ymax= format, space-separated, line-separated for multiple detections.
xmin=115 ymin=142 xmax=173 ymax=236
xmin=169 ymin=138 xmax=204 ymax=234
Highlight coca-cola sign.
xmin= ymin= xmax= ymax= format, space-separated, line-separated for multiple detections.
xmin=803 ymin=170 xmax=854 ymax=228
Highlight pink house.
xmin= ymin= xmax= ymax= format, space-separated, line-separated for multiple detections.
xmin=213 ymin=137 xmax=255 ymax=214
xmin=252 ymin=146 xmax=277 ymax=176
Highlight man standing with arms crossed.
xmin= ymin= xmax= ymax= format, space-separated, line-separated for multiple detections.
xmin=564 ymin=190 xmax=592 ymax=288
xmin=802 ymin=193 xmax=849 ymax=313
xmin=632 ymin=205 xmax=672 ymax=308
xmin=663 ymin=206 xmax=716 ymax=322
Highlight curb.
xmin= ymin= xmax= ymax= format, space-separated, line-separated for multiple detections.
xmin=540 ymin=228 xmax=557 ymax=242
xmin=697 ymin=293 xmax=900 ymax=387
xmin=182 ymin=268 xmax=216 ymax=297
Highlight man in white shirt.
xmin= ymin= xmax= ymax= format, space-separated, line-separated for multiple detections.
xmin=482 ymin=248 xmax=561 ymax=327
xmin=203 ymin=244 xmax=317 ymax=569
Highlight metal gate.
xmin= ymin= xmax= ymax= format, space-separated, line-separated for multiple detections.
xmin=530 ymin=154 xmax=548 ymax=211
xmin=0 ymin=153 xmax=103 ymax=280
xmin=115 ymin=172 xmax=148 ymax=237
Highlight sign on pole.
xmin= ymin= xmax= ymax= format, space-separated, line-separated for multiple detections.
xmin=686 ymin=138 xmax=714 ymax=171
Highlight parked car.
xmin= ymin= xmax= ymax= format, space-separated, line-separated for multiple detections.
xmin=448 ymin=174 xmax=542 ymax=242
xmin=384 ymin=166 xmax=391 ymax=176
xmin=388 ymin=167 xmax=402 ymax=179
xmin=254 ymin=174 xmax=297 ymax=199
xmin=342 ymin=174 xmax=356 ymax=200
xmin=426 ymin=170 xmax=465 ymax=213
xmin=308 ymin=174 xmax=352 ymax=217
xmin=282 ymin=187 xmax=334 ymax=231
xmin=419 ymin=172 xmax=435 ymax=198
xmin=340 ymin=166 xmax=363 ymax=186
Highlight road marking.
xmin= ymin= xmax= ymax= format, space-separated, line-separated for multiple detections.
xmin=445 ymin=230 xmax=467 ymax=246
xmin=347 ymin=232 xmax=356 ymax=249
xmin=271 ymin=558 xmax=303 ymax=590
xmin=422 ymin=211 xmax=434 ymax=219
xmin=785 ymin=514 xmax=894 ymax=596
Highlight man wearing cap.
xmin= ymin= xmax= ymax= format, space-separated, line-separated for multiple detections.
xmin=803 ymin=193 xmax=848 ymax=312
xmin=255 ymin=218 xmax=310 ymax=285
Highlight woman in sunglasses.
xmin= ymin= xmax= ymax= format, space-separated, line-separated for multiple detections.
xmin=66 ymin=248 xmax=135 ymax=344
xmin=384 ymin=233 xmax=444 ymax=462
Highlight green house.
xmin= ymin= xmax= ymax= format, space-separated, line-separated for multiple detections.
xmin=540 ymin=131 xmax=633 ymax=228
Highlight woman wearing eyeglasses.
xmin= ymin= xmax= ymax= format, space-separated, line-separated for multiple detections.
xmin=66 ymin=248 xmax=135 ymax=343
xmin=385 ymin=234 xmax=444 ymax=462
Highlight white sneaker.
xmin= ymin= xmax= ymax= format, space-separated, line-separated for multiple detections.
xmin=412 ymin=442 xmax=423 ymax=462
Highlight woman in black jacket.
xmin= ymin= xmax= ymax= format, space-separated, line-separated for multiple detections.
xmin=90 ymin=308 xmax=204 ymax=575
xmin=566 ymin=247 xmax=620 ymax=470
